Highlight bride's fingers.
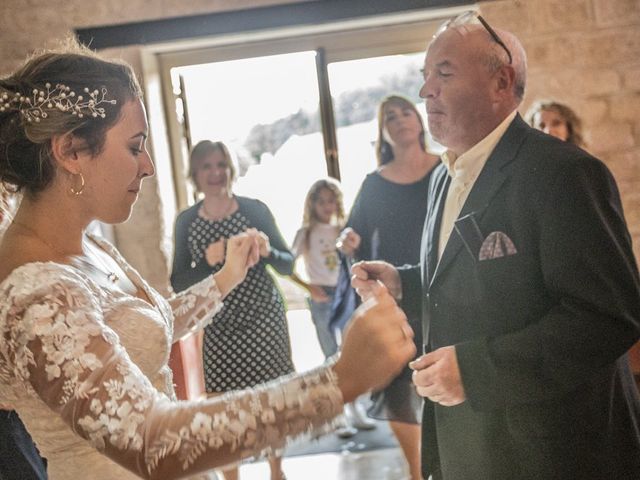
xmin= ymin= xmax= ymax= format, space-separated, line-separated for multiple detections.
xmin=247 ymin=239 xmax=260 ymax=267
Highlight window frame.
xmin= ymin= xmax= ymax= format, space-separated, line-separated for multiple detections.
xmin=147 ymin=5 xmax=473 ymax=210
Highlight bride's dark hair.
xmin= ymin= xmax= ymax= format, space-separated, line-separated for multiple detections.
xmin=0 ymin=40 xmax=142 ymax=194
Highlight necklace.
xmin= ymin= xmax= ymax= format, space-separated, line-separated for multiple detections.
xmin=201 ymin=195 xmax=235 ymax=220
xmin=11 ymin=220 xmax=120 ymax=284
xmin=84 ymin=242 xmax=121 ymax=284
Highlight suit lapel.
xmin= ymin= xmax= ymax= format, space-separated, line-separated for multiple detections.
xmin=423 ymin=165 xmax=450 ymax=286
xmin=429 ymin=115 xmax=530 ymax=288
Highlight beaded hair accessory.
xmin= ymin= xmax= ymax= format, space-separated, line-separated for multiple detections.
xmin=0 ymin=83 xmax=116 ymax=123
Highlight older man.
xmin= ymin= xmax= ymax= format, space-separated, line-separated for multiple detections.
xmin=353 ymin=11 xmax=640 ymax=480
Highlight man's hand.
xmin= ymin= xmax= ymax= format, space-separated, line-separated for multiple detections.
xmin=333 ymin=281 xmax=416 ymax=403
xmin=410 ymin=346 xmax=466 ymax=407
xmin=351 ymin=260 xmax=402 ymax=302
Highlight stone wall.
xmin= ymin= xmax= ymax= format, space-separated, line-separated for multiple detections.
xmin=1 ymin=0 xmax=639 ymax=291
xmin=480 ymin=0 xmax=640 ymax=259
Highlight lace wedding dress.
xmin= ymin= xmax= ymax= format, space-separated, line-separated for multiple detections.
xmin=0 ymin=236 xmax=343 ymax=480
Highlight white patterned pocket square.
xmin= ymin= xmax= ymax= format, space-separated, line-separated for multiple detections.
xmin=478 ymin=231 xmax=517 ymax=261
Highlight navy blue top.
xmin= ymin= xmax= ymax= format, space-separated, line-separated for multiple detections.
xmin=170 ymin=195 xmax=293 ymax=293
xmin=348 ymin=171 xmax=432 ymax=266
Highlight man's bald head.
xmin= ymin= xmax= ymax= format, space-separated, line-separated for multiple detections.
xmin=420 ymin=20 xmax=527 ymax=154
xmin=431 ymin=24 xmax=527 ymax=102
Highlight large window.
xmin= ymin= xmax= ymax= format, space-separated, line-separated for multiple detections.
xmin=157 ymin=7 xmax=464 ymax=208
xmin=151 ymin=7 xmax=464 ymax=308
xmin=173 ymin=51 xmax=323 ymax=243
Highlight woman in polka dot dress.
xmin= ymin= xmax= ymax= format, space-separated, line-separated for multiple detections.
xmin=171 ymin=141 xmax=294 ymax=480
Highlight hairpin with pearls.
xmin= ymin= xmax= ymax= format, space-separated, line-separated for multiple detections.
xmin=0 ymin=83 xmax=117 ymax=123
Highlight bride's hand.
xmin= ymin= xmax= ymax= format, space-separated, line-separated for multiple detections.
xmin=213 ymin=231 xmax=259 ymax=297
xmin=332 ymin=281 xmax=416 ymax=403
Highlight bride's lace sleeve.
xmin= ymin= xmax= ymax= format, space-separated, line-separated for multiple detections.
xmin=3 ymin=266 xmax=343 ymax=479
xmin=167 ymin=275 xmax=222 ymax=341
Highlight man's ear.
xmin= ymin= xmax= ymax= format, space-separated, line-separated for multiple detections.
xmin=494 ymin=64 xmax=516 ymax=99
xmin=50 ymin=132 xmax=83 ymax=175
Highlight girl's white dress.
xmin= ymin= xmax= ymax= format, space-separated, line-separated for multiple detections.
xmin=0 ymin=236 xmax=342 ymax=479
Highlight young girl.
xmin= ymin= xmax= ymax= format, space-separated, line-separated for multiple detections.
xmin=291 ymin=178 xmax=345 ymax=359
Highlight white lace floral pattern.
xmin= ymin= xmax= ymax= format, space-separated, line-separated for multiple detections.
xmin=0 ymin=246 xmax=343 ymax=479
xmin=90 ymin=235 xmax=223 ymax=342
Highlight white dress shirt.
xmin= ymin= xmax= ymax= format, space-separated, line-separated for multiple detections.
xmin=438 ymin=110 xmax=518 ymax=259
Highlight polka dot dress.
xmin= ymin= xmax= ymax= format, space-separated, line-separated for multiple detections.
xmin=189 ymin=211 xmax=294 ymax=392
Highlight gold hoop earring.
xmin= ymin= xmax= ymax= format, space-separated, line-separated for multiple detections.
xmin=69 ymin=172 xmax=85 ymax=196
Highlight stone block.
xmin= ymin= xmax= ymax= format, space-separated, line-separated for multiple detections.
xmin=521 ymin=75 xmax=563 ymax=105
xmin=529 ymin=0 xmax=593 ymax=33
xmin=594 ymin=0 xmax=640 ymax=27
xmin=587 ymin=122 xmax=635 ymax=154
xmin=634 ymin=119 xmax=640 ymax=146
xmin=559 ymin=69 xmax=621 ymax=96
xmin=617 ymin=178 xmax=636 ymax=199
xmin=604 ymin=148 xmax=640 ymax=183
xmin=610 ymin=94 xmax=640 ymax=122
xmin=622 ymin=195 xmax=640 ymax=231
xmin=623 ymin=65 xmax=640 ymax=90
xmin=580 ymin=70 xmax=621 ymax=96
xmin=572 ymin=98 xmax=609 ymax=126
xmin=523 ymin=35 xmax=580 ymax=69
xmin=479 ymin=0 xmax=532 ymax=34
xmin=574 ymin=28 xmax=640 ymax=67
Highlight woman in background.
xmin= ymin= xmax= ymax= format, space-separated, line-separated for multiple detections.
xmin=526 ymin=100 xmax=586 ymax=148
xmin=336 ymin=94 xmax=440 ymax=479
xmin=171 ymin=141 xmax=295 ymax=480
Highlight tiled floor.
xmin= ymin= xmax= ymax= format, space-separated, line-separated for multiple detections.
xmin=233 ymin=309 xmax=410 ymax=480
xmin=238 ymin=448 xmax=409 ymax=479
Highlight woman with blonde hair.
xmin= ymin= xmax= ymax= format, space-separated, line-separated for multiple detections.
xmin=526 ymin=100 xmax=586 ymax=148
xmin=335 ymin=94 xmax=440 ymax=479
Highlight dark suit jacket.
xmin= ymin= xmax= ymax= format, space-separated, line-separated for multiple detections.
xmin=399 ymin=115 xmax=640 ymax=480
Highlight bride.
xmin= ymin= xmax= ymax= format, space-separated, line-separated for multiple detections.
xmin=0 ymin=44 xmax=416 ymax=479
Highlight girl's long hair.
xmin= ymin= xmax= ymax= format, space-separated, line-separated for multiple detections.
xmin=301 ymin=178 xmax=345 ymax=252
